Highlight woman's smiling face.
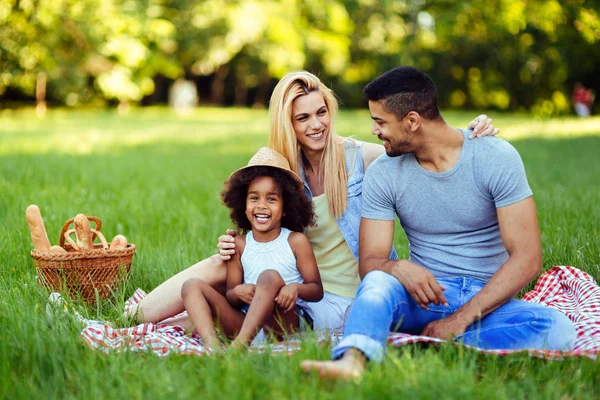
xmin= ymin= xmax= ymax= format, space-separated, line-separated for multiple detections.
xmin=291 ymin=91 xmax=331 ymax=154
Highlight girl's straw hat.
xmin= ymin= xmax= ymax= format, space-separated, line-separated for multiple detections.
xmin=229 ymin=147 xmax=303 ymax=187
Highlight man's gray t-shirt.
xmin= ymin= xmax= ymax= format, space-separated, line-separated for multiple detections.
xmin=362 ymin=130 xmax=533 ymax=283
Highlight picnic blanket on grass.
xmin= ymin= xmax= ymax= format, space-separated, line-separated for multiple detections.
xmin=81 ymin=266 xmax=600 ymax=359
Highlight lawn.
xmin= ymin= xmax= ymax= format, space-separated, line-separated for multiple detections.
xmin=1 ymin=107 xmax=599 ymax=399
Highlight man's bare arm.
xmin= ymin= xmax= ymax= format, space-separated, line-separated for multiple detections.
xmin=358 ymin=218 xmax=397 ymax=278
xmin=360 ymin=218 xmax=447 ymax=308
xmin=422 ymin=197 xmax=542 ymax=338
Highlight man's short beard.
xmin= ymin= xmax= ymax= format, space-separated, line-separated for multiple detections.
xmin=385 ymin=147 xmax=405 ymax=157
xmin=385 ymin=141 xmax=412 ymax=157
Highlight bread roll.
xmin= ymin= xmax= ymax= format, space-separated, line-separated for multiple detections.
xmin=74 ymin=214 xmax=93 ymax=251
xmin=50 ymin=245 xmax=67 ymax=254
xmin=110 ymin=234 xmax=128 ymax=250
xmin=26 ymin=205 xmax=51 ymax=252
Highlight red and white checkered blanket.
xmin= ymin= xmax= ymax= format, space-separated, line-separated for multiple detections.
xmin=81 ymin=266 xmax=600 ymax=358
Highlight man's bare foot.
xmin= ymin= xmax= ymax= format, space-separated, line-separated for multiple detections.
xmin=300 ymin=349 xmax=366 ymax=381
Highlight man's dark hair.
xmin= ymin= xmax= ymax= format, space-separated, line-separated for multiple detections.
xmin=221 ymin=166 xmax=315 ymax=233
xmin=363 ymin=66 xmax=441 ymax=121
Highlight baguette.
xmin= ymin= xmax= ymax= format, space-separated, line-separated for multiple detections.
xmin=50 ymin=245 xmax=67 ymax=254
xmin=110 ymin=234 xmax=128 ymax=250
xmin=26 ymin=205 xmax=51 ymax=252
xmin=73 ymin=214 xmax=93 ymax=251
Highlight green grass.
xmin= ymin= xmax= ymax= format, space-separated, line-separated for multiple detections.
xmin=1 ymin=107 xmax=599 ymax=399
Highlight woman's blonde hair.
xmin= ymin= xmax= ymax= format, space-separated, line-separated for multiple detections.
xmin=268 ymin=71 xmax=349 ymax=219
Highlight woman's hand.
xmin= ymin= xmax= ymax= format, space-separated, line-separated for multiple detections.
xmin=234 ymin=284 xmax=256 ymax=304
xmin=275 ymin=283 xmax=299 ymax=313
xmin=218 ymin=229 xmax=237 ymax=261
xmin=468 ymin=114 xmax=499 ymax=139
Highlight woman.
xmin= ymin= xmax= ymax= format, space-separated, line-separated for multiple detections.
xmin=128 ymin=71 xmax=498 ymax=330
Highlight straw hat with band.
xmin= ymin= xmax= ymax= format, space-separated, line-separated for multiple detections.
xmin=229 ymin=147 xmax=303 ymax=188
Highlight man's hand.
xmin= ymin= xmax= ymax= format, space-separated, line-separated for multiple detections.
xmin=275 ymin=283 xmax=299 ymax=313
xmin=234 ymin=284 xmax=256 ymax=304
xmin=421 ymin=314 xmax=470 ymax=340
xmin=391 ymin=260 xmax=447 ymax=309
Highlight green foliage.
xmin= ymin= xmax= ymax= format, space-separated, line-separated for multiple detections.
xmin=424 ymin=0 xmax=600 ymax=116
xmin=2 ymin=1 xmax=599 ymax=112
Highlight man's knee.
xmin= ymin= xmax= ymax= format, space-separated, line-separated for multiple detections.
xmin=181 ymin=278 xmax=208 ymax=299
xmin=544 ymin=309 xmax=577 ymax=350
xmin=359 ymin=270 xmax=401 ymax=295
xmin=510 ymin=305 xmax=577 ymax=351
xmin=355 ymin=270 xmax=406 ymax=310
xmin=256 ymin=269 xmax=285 ymax=287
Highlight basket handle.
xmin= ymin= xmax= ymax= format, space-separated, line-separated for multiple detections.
xmin=63 ymin=228 xmax=109 ymax=251
xmin=59 ymin=216 xmax=102 ymax=247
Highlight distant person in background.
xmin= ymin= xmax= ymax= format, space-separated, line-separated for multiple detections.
xmin=572 ymin=83 xmax=594 ymax=118
xmin=169 ymin=79 xmax=198 ymax=115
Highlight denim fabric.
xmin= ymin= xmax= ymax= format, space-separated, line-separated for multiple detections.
xmin=332 ymin=270 xmax=577 ymax=362
xmin=300 ymin=139 xmax=399 ymax=261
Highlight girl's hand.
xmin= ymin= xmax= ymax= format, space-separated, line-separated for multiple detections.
xmin=468 ymin=115 xmax=499 ymax=139
xmin=218 ymin=229 xmax=237 ymax=261
xmin=234 ymin=284 xmax=256 ymax=304
xmin=275 ymin=284 xmax=299 ymax=313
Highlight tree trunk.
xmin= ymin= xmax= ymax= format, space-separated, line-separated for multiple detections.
xmin=253 ymin=71 xmax=271 ymax=109
xmin=36 ymin=72 xmax=47 ymax=117
xmin=210 ymin=65 xmax=229 ymax=105
xmin=234 ymin=63 xmax=249 ymax=106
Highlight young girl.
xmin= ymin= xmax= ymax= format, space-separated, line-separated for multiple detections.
xmin=181 ymin=147 xmax=323 ymax=350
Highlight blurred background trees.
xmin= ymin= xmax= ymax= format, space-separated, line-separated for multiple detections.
xmin=1 ymin=0 xmax=598 ymax=115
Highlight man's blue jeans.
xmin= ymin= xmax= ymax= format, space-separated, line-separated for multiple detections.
xmin=332 ymin=271 xmax=577 ymax=362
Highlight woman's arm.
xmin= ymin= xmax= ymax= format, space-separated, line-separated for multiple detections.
xmin=362 ymin=142 xmax=386 ymax=171
xmin=275 ymin=233 xmax=323 ymax=311
xmin=467 ymin=114 xmax=499 ymax=139
xmin=217 ymin=229 xmax=237 ymax=261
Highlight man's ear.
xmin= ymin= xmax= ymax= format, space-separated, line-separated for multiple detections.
xmin=406 ymin=111 xmax=422 ymax=132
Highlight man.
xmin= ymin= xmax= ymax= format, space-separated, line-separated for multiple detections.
xmin=301 ymin=66 xmax=576 ymax=380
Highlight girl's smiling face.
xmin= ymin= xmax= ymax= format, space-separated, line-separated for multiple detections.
xmin=245 ymin=176 xmax=284 ymax=241
xmin=292 ymin=91 xmax=331 ymax=154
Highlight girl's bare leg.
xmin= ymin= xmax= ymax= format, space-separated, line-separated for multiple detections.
xmin=230 ymin=270 xmax=287 ymax=349
xmin=263 ymin=306 xmax=299 ymax=341
xmin=126 ymin=254 xmax=227 ymax=324
xmin=181 ymin=278 xmax=245 ymax=350
xmin=181 ymin=279 xmax=220 ymax=349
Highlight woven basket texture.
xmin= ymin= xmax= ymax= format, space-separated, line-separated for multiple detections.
xmin=30 ymin=216 xmax=136 ymax=303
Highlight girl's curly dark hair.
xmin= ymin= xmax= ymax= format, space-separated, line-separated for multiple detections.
xmin=221 ymin=166 xmax=315 ymax=233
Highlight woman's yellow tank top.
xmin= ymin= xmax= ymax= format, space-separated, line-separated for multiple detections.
xmin=305 ymin=193 xmax=360 ymax=298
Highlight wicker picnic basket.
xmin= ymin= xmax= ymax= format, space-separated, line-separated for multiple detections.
xmin=30 ymin=216 xmax=136 ymax=303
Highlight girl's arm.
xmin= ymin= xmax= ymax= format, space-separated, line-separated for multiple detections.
xmin=225 ymin=235 xmax=253 ymax=307
xmin=276 ymin=232 xmax=323 ymax=311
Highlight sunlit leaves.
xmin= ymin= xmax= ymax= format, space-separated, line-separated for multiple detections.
xmin=576 ymin=8 xmax=600 ymax=44
xmin=0 ymin=0 xmax=599 ymax=114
